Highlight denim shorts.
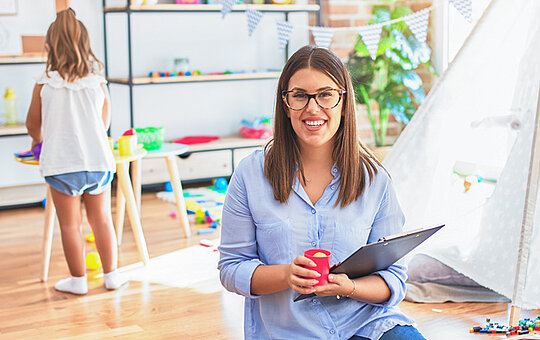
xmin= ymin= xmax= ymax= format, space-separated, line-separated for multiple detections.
xmin=45 ymin=171 xmax=114 ymax=196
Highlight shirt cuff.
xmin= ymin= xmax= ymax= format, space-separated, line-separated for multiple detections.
xmin=370 ymin=270 xmax=406 ymax=308
xmin=235 ymin=259 xmax=264 ymax=299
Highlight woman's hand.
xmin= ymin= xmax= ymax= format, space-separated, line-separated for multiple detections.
xmin=286 ymin=256 xmax=321 ymax=295
xmin=313 ymin=274 xmax=354 ymax=297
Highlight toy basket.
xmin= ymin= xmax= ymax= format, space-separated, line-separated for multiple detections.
xmin=135 ymin=127 xmax=164 ymax=150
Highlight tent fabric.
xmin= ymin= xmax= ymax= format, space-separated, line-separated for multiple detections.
xmin=384 ymin=0 xmax=540 ymax=309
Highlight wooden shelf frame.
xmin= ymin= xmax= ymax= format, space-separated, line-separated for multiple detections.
xmin=0 ymin=56 xmax=46 ymax=65
xmin=104 ymin=4 xmax=320 ymax=13
xmin=0 ymin=124 xmax=27 ymax=138
xmin=107 ymin=71 xmax=281 ymax=85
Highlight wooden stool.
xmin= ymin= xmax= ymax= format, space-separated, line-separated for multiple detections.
xmin=15 ymin=148 xmax=150 ymax=282
xmin=117 ymin=143 xmax=191 ymax=244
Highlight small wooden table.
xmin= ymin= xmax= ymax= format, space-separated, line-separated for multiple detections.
xmin=122 ymin=143 xmax=191 ymax=242
xmin=15 ymin=148 xmax=149 ymax=282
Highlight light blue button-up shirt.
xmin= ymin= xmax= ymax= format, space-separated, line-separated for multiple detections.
xmin=218 ymin=150 xmax=414 ymax=340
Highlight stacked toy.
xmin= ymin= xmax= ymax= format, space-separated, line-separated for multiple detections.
xmin=239 ymin=117 xmax=273 ymax=139
xmin=469 ymin=316 xmax=540 ymax=337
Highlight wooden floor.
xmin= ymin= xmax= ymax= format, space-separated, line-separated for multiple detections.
xmin=0 ymin=188 xmax=538 ymax=339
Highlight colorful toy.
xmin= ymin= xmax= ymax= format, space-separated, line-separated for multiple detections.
xmin=170 ymin=211 xmax=177 ymax=218
xmin=32 ymin=142 xmax=42 ymax=160
xmin=239 ymin=117 xmax=273 ymax=139
xmin=214 ymin=177 xmax=228 ymax=192
xmin=469 ymin=316 xmax=540 ymax=336
xmin=85 ymin=252 xmax=101 ymax=270
xmin=118 ymin=128 xmax=138 ymax=156
xmin=135 ymin=127 xmax=164 ymax=150
xmin=197 ymin=228 xmax=215 ymax=235
xmin=85 ymin=233 xmax=95 ymax=242
xmin=164 ymin=181 xmax=173 ymax=192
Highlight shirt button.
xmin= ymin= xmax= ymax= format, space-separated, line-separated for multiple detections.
xmin=329 ymin=329 xmax=336 ymax=334
xmin=311 ymin=241 xmax=316 ymax=247
xmin=311 ymin=209 xmax=316 ymax=214
xmin=331 ymin=168 xmax=337 ymax=174
xmin=330 ymin=185 xmax=335 ymax=190
xmin=311 ymin=299 xmax=317 ymax=304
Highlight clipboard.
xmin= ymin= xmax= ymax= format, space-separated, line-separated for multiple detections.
xmin=293 ymin=224 xmax=444 ymax=302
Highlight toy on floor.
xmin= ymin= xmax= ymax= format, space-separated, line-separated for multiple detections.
xmin=213 ymin=177 xmax=228 ymax=192
xmin=85 ymin=252 xmax=101 ymax=270
xmin=469 ymin=316 xmax=540 ymax=336
xmin=85 ymin=233 xmax=95 ymax=242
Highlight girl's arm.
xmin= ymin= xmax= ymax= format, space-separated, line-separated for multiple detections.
xmin=101 ymin=83 xmax=111 ymax=129
xmin=25 ymin=84 xmax=43 ymax=148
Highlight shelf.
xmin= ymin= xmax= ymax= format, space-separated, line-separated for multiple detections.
xmin=108 ymin=71 xmax=281 ymax=85
xmin=0 ymin=55 xmax=46 ymax=65
xmin=0 ymin=124 xmax=27 ymax=137
xmin=104 ymin=4 xmax=320 ymax=13
xmin=181 ymin=135 xmax=269 ymax=153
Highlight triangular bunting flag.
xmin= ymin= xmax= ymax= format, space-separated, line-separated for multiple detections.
xmin=276 ymin=21 xmax=294 ymax=50
xmin=357 ymin=24 xmax=382 ymax=60
xmin=404 ymin=8 xmax=430 ymax=43
xmin=246 ymin=9 xmax=263 ymax=37
xmin=449 ymin=0 xmax=472 ymax=23
xmin=311 ymin=26 xmax=334 ymax=49
xmin=221 ymin=0 xmax=235 ymax=19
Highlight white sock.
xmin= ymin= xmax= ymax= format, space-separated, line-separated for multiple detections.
xmin=54 ymin=275 xmax=88 ymax=295
xmin=103 ymin=270 xmax=129 ymax=290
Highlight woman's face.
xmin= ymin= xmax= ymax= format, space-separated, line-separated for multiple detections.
xmin=285 ymin=67 xmax=343 ymax=151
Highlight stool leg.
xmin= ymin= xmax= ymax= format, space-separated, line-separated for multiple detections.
xmin=41 ymin=186 xmax=56 ymax=282
xmin=115 ymin=180 xmax=126 ymax=246
xmin=117 ymin=161 xmax=150 ymax=265
xmin=165 ymin=155 xmax=191 ymax=238
xmin=130 ymin=158 xmax=142 ymax=214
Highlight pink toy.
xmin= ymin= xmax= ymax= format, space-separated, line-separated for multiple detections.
xmin=170 ymin=211 xmax=177 ymax=218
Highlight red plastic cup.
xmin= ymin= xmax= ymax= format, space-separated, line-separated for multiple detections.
xmin=304 ymin=249 xmax=331 ymax=286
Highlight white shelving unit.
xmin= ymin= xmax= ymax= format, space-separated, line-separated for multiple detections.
xmin=102 ymin=1 xmax=320 ymax=184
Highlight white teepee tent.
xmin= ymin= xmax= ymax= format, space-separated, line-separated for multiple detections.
xmin=384 ymin=0 xmax=540 ymax=322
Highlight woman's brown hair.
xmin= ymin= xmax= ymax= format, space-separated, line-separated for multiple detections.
xmin=45 ymin=9 xmax=102 ymax=82
xmin=264 ymin=45 xmax=382 ymax=208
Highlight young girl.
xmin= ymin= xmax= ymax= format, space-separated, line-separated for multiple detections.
xmin=26 ymin=9 xmax=127 ymax=295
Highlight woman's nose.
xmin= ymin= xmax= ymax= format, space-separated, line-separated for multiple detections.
xmin=305 ymin=96 xmax=320 ymax=112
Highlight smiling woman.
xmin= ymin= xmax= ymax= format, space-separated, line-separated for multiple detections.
xmin=218 ymin=45 xmax=426 ymax=340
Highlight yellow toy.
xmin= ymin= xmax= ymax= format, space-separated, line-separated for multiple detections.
xmin=313 ymin=252 xmax=328 ymax=257
xmin=85 ymin=233 xmax=95 ymax=242
xmin=85 ymin=252 xmax=101 ymax=270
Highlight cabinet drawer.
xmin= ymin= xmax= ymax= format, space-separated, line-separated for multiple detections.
xmin=178 ymin=150 xmax=232 ymax=180
xmin=140 ymin=150 xmax=233 ymax=184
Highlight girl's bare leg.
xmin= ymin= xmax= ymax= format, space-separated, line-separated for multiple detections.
xmin=49 ymin=187 xmax=87 ymax=294
xmin=83 ymin=187 xmax=128 ymax=290
xmin=49 ymin=187 xmax=84 ymax=276
xmin=82 ymin=187 xmax=117 ymax=273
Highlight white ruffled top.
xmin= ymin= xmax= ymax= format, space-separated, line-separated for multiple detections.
xmin=37 ymin=71 xmax=115 ymax=177
xmin=37 ymin=71 xmax=107 ymax=90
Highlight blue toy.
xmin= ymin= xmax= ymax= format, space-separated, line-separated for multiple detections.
xmin=164 ymin=181 xmax=173 ymax=192
xmin=214 ymin=177 xmax=228 ymax=192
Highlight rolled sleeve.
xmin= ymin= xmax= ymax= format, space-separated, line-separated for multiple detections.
xmin=218 ymin=159 xmax=263 ymax=299
xmin=371 ymin=261 xmax=408 ymax=308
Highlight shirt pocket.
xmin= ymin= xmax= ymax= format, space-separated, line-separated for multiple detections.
xmin=254 ymin=219 xmax=291 ymax=265
xmin=331 ymin=219 xmax=372 ymax=265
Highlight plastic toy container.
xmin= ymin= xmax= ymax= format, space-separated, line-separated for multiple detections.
xmin=135 ymin=127 xmax=165 ymax=150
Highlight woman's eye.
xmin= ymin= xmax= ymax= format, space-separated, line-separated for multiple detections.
xmin=292 ymin=92 xmax=307 ymax=98
xmin=318 ymin=91 xmax=333 ymax=98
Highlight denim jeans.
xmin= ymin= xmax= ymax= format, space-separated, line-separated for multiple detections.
xmin=349 ymin=325 xmax=426 ymax=340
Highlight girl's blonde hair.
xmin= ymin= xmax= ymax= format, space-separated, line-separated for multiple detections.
xmin=45 ymin=8 xmax=103 ymax=82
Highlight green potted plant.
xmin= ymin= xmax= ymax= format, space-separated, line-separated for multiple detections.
xmin=346 ymin=5 xmax=436 ymax=150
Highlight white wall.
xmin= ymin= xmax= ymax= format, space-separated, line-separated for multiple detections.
xmin=0 ymin=0 xmax=310 ymax=189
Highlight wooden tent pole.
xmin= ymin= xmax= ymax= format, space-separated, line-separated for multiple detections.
xmin=510 ymin=85 xmax=540 ymax=326
xmin=55 ymin=0 xmax=69 ymax=13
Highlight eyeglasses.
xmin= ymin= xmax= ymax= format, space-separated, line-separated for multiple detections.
xmin=282 ymin=88 xmax=346 ymax=111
